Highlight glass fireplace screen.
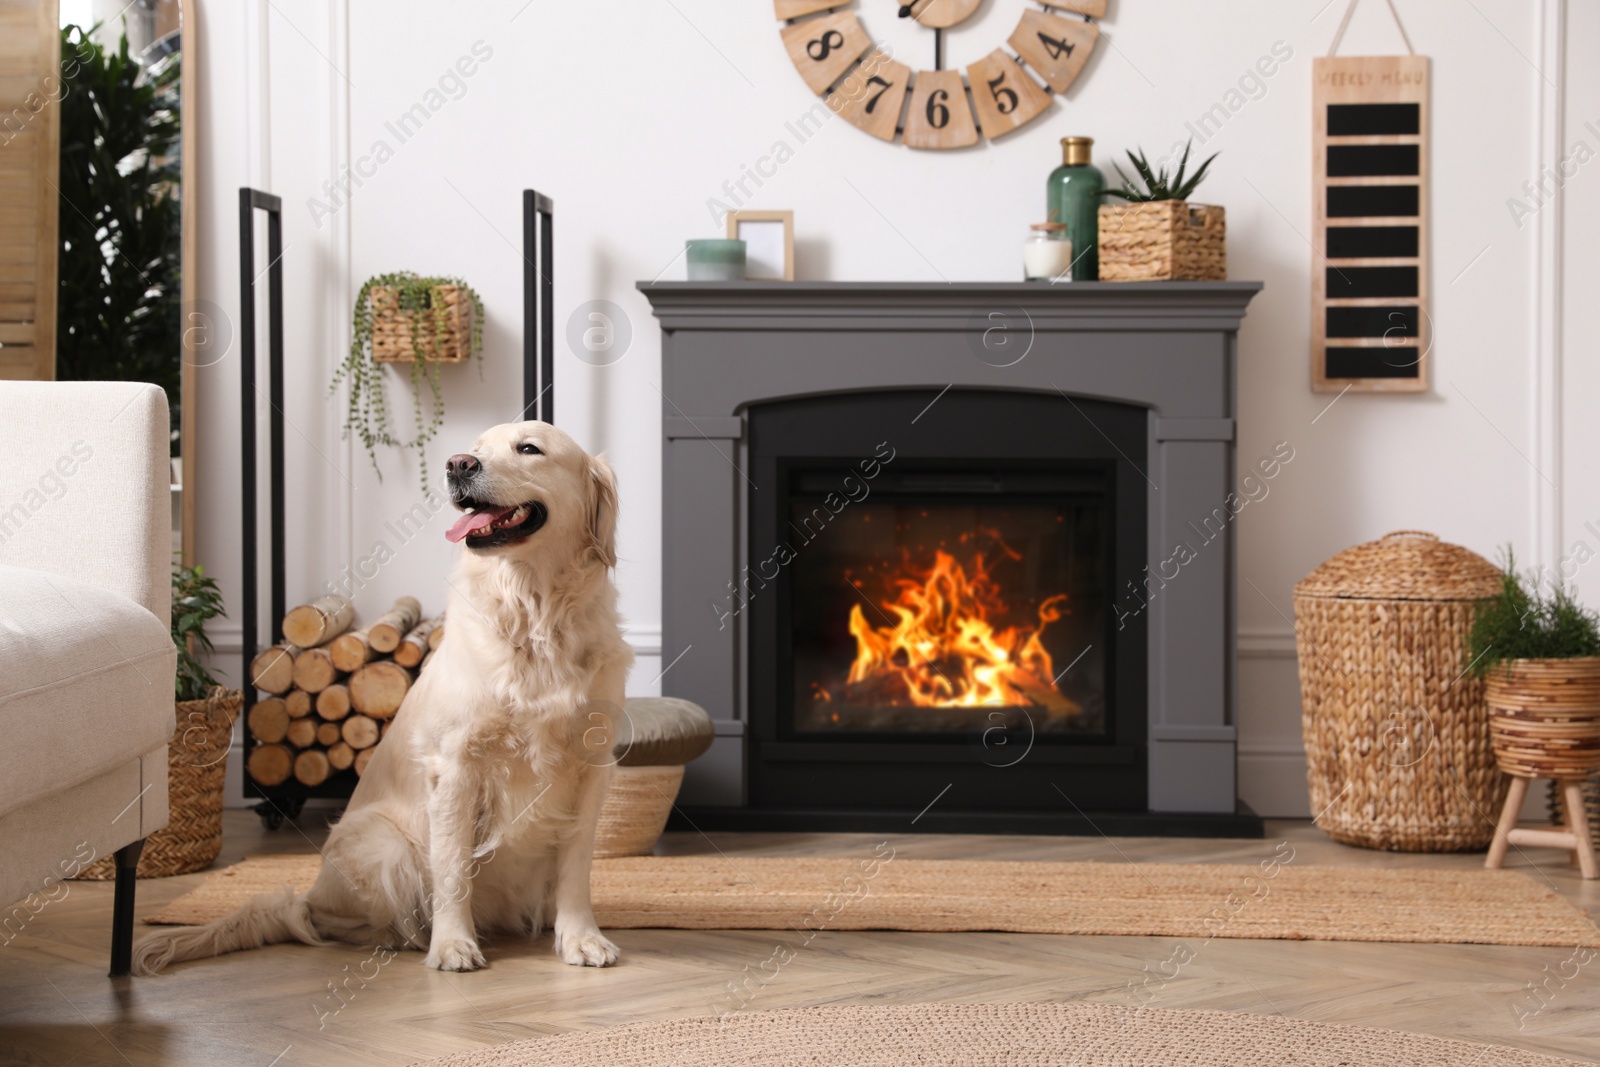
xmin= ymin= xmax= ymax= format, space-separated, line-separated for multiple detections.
xmin=785 ymin=469 xmax=1109 ymax=738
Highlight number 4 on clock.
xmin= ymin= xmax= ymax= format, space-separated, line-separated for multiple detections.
xmin=1008 ymin=9 xmax=1099 ymax=94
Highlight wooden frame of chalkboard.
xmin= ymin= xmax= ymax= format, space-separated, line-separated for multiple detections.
xmin=1312 ymin=54 xmax=1430 ymax=392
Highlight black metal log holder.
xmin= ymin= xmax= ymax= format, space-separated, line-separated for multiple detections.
xmin=238 ymin=187 xmax=554 ymax=825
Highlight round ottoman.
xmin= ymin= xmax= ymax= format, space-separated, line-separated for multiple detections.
xmin=593 ymin=697 xmax=714 ymax=858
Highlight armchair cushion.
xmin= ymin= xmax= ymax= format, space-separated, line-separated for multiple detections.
xmin=0 ymin=564 xmax=174 ymax=820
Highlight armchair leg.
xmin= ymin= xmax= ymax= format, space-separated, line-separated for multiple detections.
xmin=109 ymin=839 xmax=144 ymax=977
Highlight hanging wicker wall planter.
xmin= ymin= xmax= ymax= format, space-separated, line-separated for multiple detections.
xmin=369 ymin=284 xmax=475 ymax=364
xmin=1294 ymin=531 xmax=1506 ymax=852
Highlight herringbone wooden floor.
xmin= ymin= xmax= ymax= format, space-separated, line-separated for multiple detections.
xmin=2 ymin=813 xmax=1596 ymax=1065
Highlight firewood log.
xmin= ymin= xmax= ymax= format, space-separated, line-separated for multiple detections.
xmin=247 ymin=698 xmax=289 ymax=744
xmin=294 ymin=748 xmax=332 ymax=786
xmin=327 ymin=741 xmax=356 ymax=771
xmin=393 ymin=616 xmax=441 ymax=668
xmin=249 ymin=644 xmax=301 ymax=695
xmin=341 ymin=714 xmax=381 ymax=750
xmin=349 ymin=660 xmax=412 ymax=719
xmin=292 ymin=647 xmax=339 ymax=693
xmin=428 ymin=618 xmax=446 ymax=651
xmin=316 ymin=722 xmax=342 ymax=746
xmin=354 ymin=747 xmax=375 ymax=776
xmin=281 ymin=595 xmax=355 ymax=649
xmin=248 ymin=743 xmax=293 ymax=786
xmin=316 ymin=683 xmax=351 ymax=721
xmin=329 ymin=626 xmax=374 ymax=673
xmin=368 ymin=596 xmax=423 ymax=654
xmin=285 ymin=689 xmax=313 ymax=719
xmin=285 ymin=718 xmax=318 ymax=749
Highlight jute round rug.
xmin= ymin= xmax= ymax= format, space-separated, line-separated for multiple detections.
xmin=408 ymin=1003 xmax=1596 ymax=1066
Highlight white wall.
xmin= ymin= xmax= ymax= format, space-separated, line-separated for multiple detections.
xmin=192 ymin=0 xmax=1576 ymax=816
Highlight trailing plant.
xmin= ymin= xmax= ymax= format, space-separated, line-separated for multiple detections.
xmin=55 ymin=24 xmax=182 ymax=453
xmin=1104 ymin=139 xmax=1218 ymax=203
xmin=331 ymin=272 xmax=484 ymax=493
xmin=172 ymin=562 xmax=227 ymax=702
xmin=1466 ymin=547 xmax=1600 ymax=678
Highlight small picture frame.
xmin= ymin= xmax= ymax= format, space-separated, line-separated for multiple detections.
xmin=726 ymin=210 xmax=794 ymax=281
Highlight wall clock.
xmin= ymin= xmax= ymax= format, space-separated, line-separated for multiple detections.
xmin=774 ymin=0 xmax=1107 ymax=149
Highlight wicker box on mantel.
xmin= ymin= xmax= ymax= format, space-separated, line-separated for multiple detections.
xmin=370 ymin=284 xmax=473 ymax=363
xmin=1293 ymin=531 xmax=1508 ymax=852
xmin=1097 ymin=201 xmax=1226 ymax=281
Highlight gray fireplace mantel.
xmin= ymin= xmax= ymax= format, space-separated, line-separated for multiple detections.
xmin=641 ymin=280 xmax=1263 ymax=815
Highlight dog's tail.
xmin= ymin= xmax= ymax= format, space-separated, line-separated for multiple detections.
xmin=132 ymin=886 xmax=326 ymax=975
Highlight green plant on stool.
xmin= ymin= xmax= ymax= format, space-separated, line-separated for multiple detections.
xmin=1471 ymin=549 xmax=1600 ymax=879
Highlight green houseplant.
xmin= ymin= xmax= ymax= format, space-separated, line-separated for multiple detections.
xmin=332 ymin=272 xmax=484 ymax=493
xmin=54 ymin=24 xmax=182 ymax=451
xmin=172 ymin=562 xmax=227 ymax=702
xmin=1468 ymin=552 xmax=1600 ymax=872
xmin=1097 ymin=139 xmax=1226 ymax=282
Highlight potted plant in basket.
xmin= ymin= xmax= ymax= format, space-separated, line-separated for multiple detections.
xmin=78 ymin=563 xmax=241 ymax=880
xmin=1098 ymin=140 xmax=1225 ymax=282
xmin=1467 ymin=552 xmax=1600 ymax=872
xmin=331 ymin=272 xmax=484 ymax=494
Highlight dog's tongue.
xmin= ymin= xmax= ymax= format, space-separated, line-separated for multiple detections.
xmin=446 ymin=505 xmax=514 ymax=544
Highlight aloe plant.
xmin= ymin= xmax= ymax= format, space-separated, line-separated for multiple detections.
xmin=1104 ymin=140 xmax=1218 ymax=203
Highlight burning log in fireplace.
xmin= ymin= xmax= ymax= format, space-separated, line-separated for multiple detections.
xmin=821 ymin=546 xmax=1080 ymax=718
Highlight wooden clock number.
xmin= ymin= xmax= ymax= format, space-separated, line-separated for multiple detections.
xmin=777 ymin=0 xmax=1107 ymax=149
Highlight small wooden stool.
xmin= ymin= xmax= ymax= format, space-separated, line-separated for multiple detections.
xmin=1485 ymin=776 xmax=1598 ymax=879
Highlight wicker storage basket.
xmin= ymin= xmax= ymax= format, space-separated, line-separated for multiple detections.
xmin=1485 ymin=658 xmax=1600 ymax=780
xmin=370 ymin=284 xmax=473 ymax=363
xmin=1097 ymin=200 xmax=1226 ymax=281
xmin=1294 ymin=531 xmax=1506 ymax=851
xmin=594 ymin=765 xmax=685 ymax=859
xmin=76 ymin=688 xmax=241 ymax=879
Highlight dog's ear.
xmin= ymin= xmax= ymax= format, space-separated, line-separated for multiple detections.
xmin=586 ymin=453 xmax=619 ymax=568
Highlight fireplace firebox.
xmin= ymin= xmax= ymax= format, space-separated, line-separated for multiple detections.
xmin=745 ymin=390 xmax=1147 ymax=815
xmin=643 ymin=281 xmax=1264 ymax=836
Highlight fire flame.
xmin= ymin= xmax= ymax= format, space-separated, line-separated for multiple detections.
xmin=839 ymin=548 xmax=1075 ymax=713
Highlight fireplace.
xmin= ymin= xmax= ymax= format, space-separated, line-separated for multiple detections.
xmin=642 ymin=281 xmax=1263 ymax=835
xmin=744 ymin=388 xmax=1147 ymax=816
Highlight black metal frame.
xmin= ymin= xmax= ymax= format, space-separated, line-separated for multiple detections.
xmin=523 ymin=189 xmax=554 ymax=422
xmin=238 ymin=186 xmax=554 ymax=813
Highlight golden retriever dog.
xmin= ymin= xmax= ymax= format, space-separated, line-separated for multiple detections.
xmin=134 ymin=421 xmax=632 ymax=973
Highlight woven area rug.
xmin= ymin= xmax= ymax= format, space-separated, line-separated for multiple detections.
xmin=147 ymin=853 xmax=1600 ymax=948
xmin=407 ymin=1003 xmax=1596 ymax=1066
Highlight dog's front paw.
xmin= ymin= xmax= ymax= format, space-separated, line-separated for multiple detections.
xmin=425 ymin=938 xmax=486 ymax=972
xmin=554 ymin=928 xmax=619 ymax=967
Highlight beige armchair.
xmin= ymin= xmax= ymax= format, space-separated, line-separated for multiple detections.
xmin=0 ymin=381 xmax=176 ymax=975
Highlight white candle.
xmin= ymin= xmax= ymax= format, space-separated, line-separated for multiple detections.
xmin=1024 ymin=237 xmax=1074 ymax=281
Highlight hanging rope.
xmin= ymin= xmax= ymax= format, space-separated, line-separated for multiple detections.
xmin=1327 ymin=0 xmax=1416 ymax=57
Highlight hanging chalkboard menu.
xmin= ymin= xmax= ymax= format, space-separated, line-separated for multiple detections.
xmin=1312 ymin=48 xmax=1430 ymax=393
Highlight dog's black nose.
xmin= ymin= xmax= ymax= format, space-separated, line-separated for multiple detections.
xmin=446 ymin=454 xmax=480 ymax=479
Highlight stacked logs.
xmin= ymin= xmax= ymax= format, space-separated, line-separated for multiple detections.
xmin=246 ymin=595 xmax=445 ymax=788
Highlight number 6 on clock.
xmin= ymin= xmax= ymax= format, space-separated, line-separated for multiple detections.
xmin=903 ymin=69 xmax=977 ymax=149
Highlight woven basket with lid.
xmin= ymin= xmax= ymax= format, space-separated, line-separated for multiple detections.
xmin=1294 ymin=531 xmax=1508 ymax=851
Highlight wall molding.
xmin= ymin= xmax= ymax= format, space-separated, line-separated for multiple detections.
xmin=1534 ymin=0 xmax=1567 ymax=572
